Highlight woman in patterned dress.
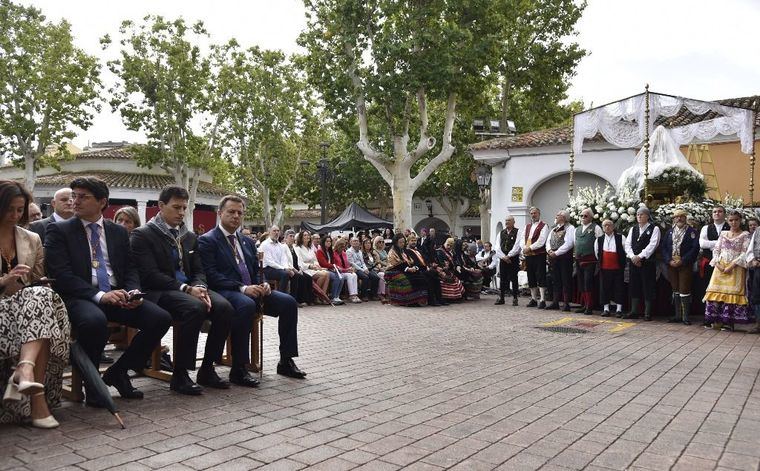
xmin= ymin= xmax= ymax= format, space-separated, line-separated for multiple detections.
xmin=435 ymin=238 xmax=465 ymax=301
xmin=385 ymin=233 xmax=429 ymax=306
xmin=0 ymin=180 xmax=70 ymax=428
xmin=703 ymin=210 xmax=753 ymax=331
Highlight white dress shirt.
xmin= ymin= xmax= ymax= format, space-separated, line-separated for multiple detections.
xmin=624 ymin=223 xmax=661 ymax=260
xmin=699 ymin=222 xmax=727 ymax=250
xmin=515 ymin=220 xmax=549 ymax=256
xmin=595 ymin=233 xmax=618 ymax=259
xmin=260 ymin=238 xmax=289 ymax=269
xmin=82 ymin=217 xmax=116 ymax=303
xmin=546 ymin=224 xmax=576 ymax=256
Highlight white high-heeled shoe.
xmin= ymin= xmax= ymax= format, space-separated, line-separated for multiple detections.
xmin=29 ymin=393 xmax=59 ymax=429
xmin=3 ymin=360 xmax=44 ymax=401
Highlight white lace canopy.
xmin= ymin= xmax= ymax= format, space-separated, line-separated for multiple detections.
xmin=572 ymin=92 xmax=755 ymax=156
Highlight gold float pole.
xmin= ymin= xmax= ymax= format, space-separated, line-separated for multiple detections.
xmin=643 ymin=84 xmax=650 ymax=203
xmin=569 ymin=120 xmax=575 ymax=195
xmin=751 ymin=118 xmax=756 ymax=204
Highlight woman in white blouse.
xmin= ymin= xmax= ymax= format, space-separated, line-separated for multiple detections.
xmin=294 ymin=231 xmax=331 ymax=303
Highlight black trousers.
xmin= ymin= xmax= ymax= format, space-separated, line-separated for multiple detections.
xmin=525 ymin=253 xmax=547 ymax=288
xmin=422 ymin=268 xmax=442 ymax=304
xmin=481 ymin=267 xmax=495 ymax=287
xmin=263 ymin=267 xmax=290 ymax=292
xmin=217 ymin=290 xmax=299 ymax=367
xmin=600 ymin=269 xmax=625 ymax=304
xmin=499 ymin=257 xmax=519 ymax=298
xmin=356 ymin=270 xmax=380 ymax=298
xmin=291 ymin=272 xmax=313 ymax=304
xmin=578 ymin=262 xmax=596 ymax=293
xmin=550 ymin=255 xmax=573 ymax=303
xmin=629 ymin=260 xmax=656 ymax=301
xmin=65 ymin=297 xmax=171 ymax=372
xmin=144 ymin=289 xmax=233 ymax=371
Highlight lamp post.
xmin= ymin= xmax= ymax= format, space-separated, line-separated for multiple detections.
xmin=317 ymin=142 xmax=331 ymax=225
xmin=475 ymin=164 xmax=492 ymax=193
xmin=425 ymin=199 xmax=433 ymax=217
xmin=475 ymin=164 xmax=492 ymax=241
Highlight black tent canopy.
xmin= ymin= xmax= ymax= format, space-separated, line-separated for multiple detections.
xmin=301 ymin=202 xmax=393 ymax=233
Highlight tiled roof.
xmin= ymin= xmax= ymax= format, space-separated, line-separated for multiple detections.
xmin=75 ymin=147 xmax=134 ymax=160
xmin=470 ymin=95 xmax=760 ymax=152
xmin=461 ymin=205 xmax=480 ymax=218
xmin=33 ymin=171 xmax=229 ymax=196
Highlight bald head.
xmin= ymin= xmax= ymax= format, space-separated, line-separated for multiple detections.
xmin=51 ymin=187 xmax=74 ymax=219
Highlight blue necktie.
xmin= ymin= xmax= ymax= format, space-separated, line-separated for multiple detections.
xmin=228 ymin=235 xmax=252 ymax=285
xmin=169 ymin=229 xmax=188 ymax=283
xmin=89 ymin=223 xmax=111 ymax=292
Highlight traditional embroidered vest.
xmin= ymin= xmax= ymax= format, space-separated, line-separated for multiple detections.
xmin=753 ymin=230 xmax=760 ymax=260
xmin=549 ymin=224 xmax=568 ymax=251
xmin=575 ymin=224 xmax=597 ymax=257
xmin=597 ymin=233 xmax=626 ymax=270
xmin=631 ymin=224 xmax=655 ymax=256
xmin=500 ymin=228 xmax=517 ymax=255
xmin=702 ymin=222 xmax=729 ymax=259
xmin=524 ymin=221 xmax=546 ymax=255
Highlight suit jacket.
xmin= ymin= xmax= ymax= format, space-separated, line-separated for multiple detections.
xmin=197 ymin=226 xmax=260 ymax=292
xmin=420 ymin=237 xmax=437 ymax=264
xmin=130 ymin=223 xmax=207 ymax=291
xmin=29 ymin=215 xmax=55 ymax=245
xmin=45 ymin=217 xmax=139 ymax=300
xmin=12 ymin=226 xmax=45 ymax=285
xmin=661 ymin=226 xmax=700 ymax=265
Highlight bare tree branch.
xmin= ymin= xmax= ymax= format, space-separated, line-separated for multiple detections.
xmin=411 ymin=92 xmax=457 ymax=190
xmin=411 ymin=88 xmax=436 ymax=161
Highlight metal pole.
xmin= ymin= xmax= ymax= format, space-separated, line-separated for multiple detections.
xmin=643 ymin=84 xmax=650 ymax=203
xmin=751 ymin=116 xmax=756 ymax=205
xmin=319 ymin=142 xmax=330 ymax=225
xmin=569 ymin=119 xmax=575 ymax=196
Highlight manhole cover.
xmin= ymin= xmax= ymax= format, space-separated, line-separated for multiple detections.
xmin=535 ymin=326 xmax=589 ymax=334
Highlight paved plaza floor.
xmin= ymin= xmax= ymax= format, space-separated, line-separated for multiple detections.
xmin=2 ymin=295 xmax=760 ymax=470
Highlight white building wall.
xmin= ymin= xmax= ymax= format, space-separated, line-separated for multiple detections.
xmin=474 ymin=142 xmax=637 ymax=242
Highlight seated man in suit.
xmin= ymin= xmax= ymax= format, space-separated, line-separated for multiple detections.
xmin=198 ymin=195 xmax=306 ymax=380
xmin=130 ymin=185 xmax=233 ymax=395
xmin=30 ymin=187 xmax=74 ymax=244
xmin=45 ymin=177 xmax=171 ymax=402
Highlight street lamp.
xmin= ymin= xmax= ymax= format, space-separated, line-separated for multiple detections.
xmin=425 ymin=199 xmax=433 ymax=217
xmin=475 ymin=164 xmax=492 ymax=193
xmin=317 ymin=142 xmax=332 ymax=225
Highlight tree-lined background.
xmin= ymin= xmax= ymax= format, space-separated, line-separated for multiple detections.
xmin=0 ymin=0 xmax=586 ymax=231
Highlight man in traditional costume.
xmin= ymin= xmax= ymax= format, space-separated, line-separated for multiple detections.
xmin=516 ymin=207 xmax=549 ymax=309
xmin=661 ymin=209 xmax=699 ymax=325
xmin=623 ymin=207 xmax=661 ymax=320
xmin=699 ymin=205 xmax=729 ymax=326
xmin=575 ymin=208 xmax=603 ymax=314
xmin=546 ymin=210 xmax=575 ymax=311
xmin=595 ymin=220 xmax=626 ymax=317
xmin=494 ymin=216 xmax=520 ymax=306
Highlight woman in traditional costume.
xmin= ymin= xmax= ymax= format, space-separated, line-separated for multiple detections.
xmin=384 ymin=233 xmax=428 ymax=306
xmin=435 ymin=238 xmax=465 ymax=301
xmin=704 ymin=210 xmax=753 ymax=331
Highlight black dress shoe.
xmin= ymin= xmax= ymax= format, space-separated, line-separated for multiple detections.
xmin=644 ymin=314 xmax=652 ymax=321
xmin=683 ymin=320 xmax=692 ymax=326
xmin=601 ymin=311 xmax=611 ymax=317
xmin=197 ymin=366 xmax=231 ymax=389
xmin=538 ymin=301 xmax=546 ymax=309
xmin=616 ymin=312 xmax=624 ymax=318
xmin=574 ymin=306 xmax=586 ymax=314
xmin=584 ymin=308 xmax=593 ymax=315
xmin=277 ymin=358 xmax=307 ymax=379
xmin=623 ymin=312 xmax=640 ymax=319
xmin=512 ymin=298 xmax=518 ymax=306
xmin=230 ymin=368 xmax=260 ymax=388
xmin=100 ymin=353 xmax=115 ymax=364
xmin=170 ymin=369 xmax=203 ymax=396
xmin=562 ymin=304 xmax=571 ymax=312
xmin=494 ymin=298 xmax=505 ymax=305
xmin=526 ymin=299 xmax=538 ymax=308
xmin=102 ymin=367 xmax=143 ymax=399
xmin=667 ymin=317 xmax=680 ymax=323
xmin=546 ymin=302 xmax=560 ymax=310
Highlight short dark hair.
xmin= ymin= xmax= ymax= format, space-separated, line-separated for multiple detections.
xmin=70 ymin=176 xmax=109 ymax=210
xmin=0 ymin=180 xmax=32 ymax=226
xmin=218 ymin=194 xmax=245 ymax=211
xmin=158 ymin=185 xmax=189 ymax=204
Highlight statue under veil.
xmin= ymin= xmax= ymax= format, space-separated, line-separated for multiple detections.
xmin=616 ymin=125 xmax=704 ymax=196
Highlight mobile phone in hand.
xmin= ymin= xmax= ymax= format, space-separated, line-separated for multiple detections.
xmin=127 ymin=291 xmax=145 ymax=302
xmin=30 ymin=277 xmax=55 ymax=287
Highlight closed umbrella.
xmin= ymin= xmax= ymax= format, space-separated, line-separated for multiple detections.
xmin=69 ymin=342 xmax=125 ymax=429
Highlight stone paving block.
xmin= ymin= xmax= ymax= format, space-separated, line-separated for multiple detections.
xmin=631 ymin=451 xmax=677 ymax=471
xmin=248 ymin=443 xmax=307 ymax=464
xmin=380 ymin=445 xmax=431 ymax=467
xmin=78 ymin=447 xmax=154 ymax=471
xmin=496 ymin=451 xmax=548 ymax=470
xmin=718 ymin=451 xmax=760 ymax=470
xmin=138 ymin=444 xmax=208 ymax=469
xmin=255 ymin=458 xmax=306 ymax=471
xmin=205 ymin=456 xmax=264 ymax=471
xmin=671 ymin=455 xmax=718 ymax=470
xmin=288 ymin=444 xmax=344 ymax=465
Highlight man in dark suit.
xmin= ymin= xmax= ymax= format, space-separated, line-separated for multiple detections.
xmin=198 ymin=195 xmax=306 ymax=381
xmin=420 ymin=227 xmax=438 ymax=264
xmin=45 ymin=177 xmax=171 ymax=402
xmin=30 ymin=187 xmax=74 ymax=244
xmin=130 ymin=186 xmax=233 ymax=395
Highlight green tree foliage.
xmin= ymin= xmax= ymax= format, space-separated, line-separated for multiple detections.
xmin=0 ymin=0 xmax=101 ymax=192
xmin=102 ymin=16 xmax=215 ymax=228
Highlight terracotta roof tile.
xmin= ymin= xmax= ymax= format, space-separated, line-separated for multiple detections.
xmin=470 ymin=95 xmax=760 ymax=152
xmin=33 ymin=171 xmax=229 ymax=196
xmin=75 ymin=147 xmax=134 ymax=160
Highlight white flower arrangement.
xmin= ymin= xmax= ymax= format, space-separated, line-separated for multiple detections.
xmin=566 ymin=184 xmax=640 ymax=232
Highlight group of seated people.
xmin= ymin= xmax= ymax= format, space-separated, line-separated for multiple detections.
xmin=250 ymin=222 xmax=501 ymax=308
xmin=490 ymin=205 xmax=760 ymax=332
xmin=0 ymin=178 xmax=306 ymax=429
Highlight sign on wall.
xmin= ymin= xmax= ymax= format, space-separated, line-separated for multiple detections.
xmin=511 ymin=186 xmax=523 ymax=202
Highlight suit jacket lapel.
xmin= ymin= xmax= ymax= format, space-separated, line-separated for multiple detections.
xmin=215 ymin=228 xmax=238 ymax=269
xmin=15 ymin=227 xmax=34 ymax=268
xmin=103 ymin=221 xmax=121 ymax=284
